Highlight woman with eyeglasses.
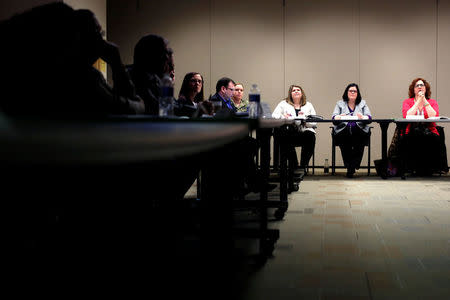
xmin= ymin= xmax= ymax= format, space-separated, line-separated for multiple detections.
xmin=178 ymin=72 xmax=204 ymax=107
xmin=399 ymin=77 xmax=443 ymax=176
xmin=272 ymin=85 xmax=317 ymax=191
xmin=176 ymin=72 xmax=213 ymax=117
xmin=332 ymin=83 xmax=372 ymax=178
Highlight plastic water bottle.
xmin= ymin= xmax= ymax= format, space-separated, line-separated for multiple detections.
xmin=324 ymin=159 xmax=329 ymax=174
xmin=159 ymin=74 xmax=174 ymax=116
xmin=248 ymin=83 xmax=261 ymax=118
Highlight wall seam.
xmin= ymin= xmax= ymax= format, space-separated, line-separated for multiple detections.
xmin=436 ymin=0 xmax=439 ymax=100
xmin=210 ymin=0 xmax=213 ymax=97
xmin=283 ymin=0 xmax=286 ymax=93
xmin=358 ymin=0 xmax=361 ymax=86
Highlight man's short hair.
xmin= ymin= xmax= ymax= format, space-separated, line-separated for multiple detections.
xmin=215 ymin=77 xmax=235 ymax=93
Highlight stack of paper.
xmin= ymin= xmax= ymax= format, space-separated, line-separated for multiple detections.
xmin=339 ymin=115 xmax=359 ymax=120
xmin=405 ymin=115 xmax=424 ymax=120
xmin=428 ymin=116 xmax=449 ymax=120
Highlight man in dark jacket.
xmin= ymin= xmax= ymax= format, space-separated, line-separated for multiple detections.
xmin=209 ymin=77 xmax=236 ymax=114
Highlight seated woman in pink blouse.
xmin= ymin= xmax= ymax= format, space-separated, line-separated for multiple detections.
xmin=400 ymin=77 xmax=441 ymax=175
xmin=402 ymin=77 xmax=439 ymax=133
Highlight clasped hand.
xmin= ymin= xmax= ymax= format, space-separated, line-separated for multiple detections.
xmin=416 ymin=91 xmax=426 ymax=107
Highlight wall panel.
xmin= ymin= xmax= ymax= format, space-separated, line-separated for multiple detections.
xmin=0 ymin=0 xmax=59 ymax=20
xmin=210 ymin=0 xmax=283 ymax=102
xmin=437 ymin=0 xmax=450 ymax=118
xmin=105 ymin=0 xmax=450 ymax=170
xmin=285 ymin=0 xmax=359 ymax=166
xmin=108 ymin=0 xmax=211 ymax=95
xmin=436 ymin=0 xmax=450 ymax=159
xmin=360 ymin=0 xmax=438 ymax=165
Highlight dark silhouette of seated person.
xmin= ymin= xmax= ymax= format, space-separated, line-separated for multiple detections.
xmin=0 ymin=3 xmax=144 ymax=117
xmin=128 ymin=34 xmax=173 ymax=115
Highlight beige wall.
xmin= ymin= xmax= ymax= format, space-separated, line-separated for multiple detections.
xmin=0 ymin=0 xmax=107 ymax=77
xmin=108 ymin=0 xmax=450 ymax=167
xmin=0 ymin=0 xmax=106 ymax=27
xmin=0 ymin=0 xmax=60 ymax=20
xmin=63 ymin=0 xmax=106 ymax=37
xmin=4 ymin=0 xmax=448 ymax=167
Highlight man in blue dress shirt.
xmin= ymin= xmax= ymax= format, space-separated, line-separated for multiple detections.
xmin=209 ymin=77 xmax=237 ymax=113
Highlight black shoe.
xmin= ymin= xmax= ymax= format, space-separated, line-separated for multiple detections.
xmin=288 ymin=182 xmax=299 ymax=193
xmin=248 ymin=182 xmax=277 ymax=193
xmin=346 ymin=168 xmax=355 ymax=178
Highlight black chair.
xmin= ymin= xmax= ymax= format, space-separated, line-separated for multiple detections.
xmin=330 ymin=126 xmax=373 ymax=175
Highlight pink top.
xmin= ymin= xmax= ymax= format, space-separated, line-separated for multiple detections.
xmin=402 ymin=98 xmax=439 ymax=135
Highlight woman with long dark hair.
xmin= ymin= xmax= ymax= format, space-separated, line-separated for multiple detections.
xmin=178 ymin=72 xmax=204 ymax=105
xmin=176 ymin=72 xmax=213 ymax=117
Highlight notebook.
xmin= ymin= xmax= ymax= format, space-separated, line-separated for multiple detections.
xmin=405 ymin=115 xmax=424 ymax=120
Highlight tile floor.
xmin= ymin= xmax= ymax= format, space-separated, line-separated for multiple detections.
xmin=230 ymin=171 xmax=450 ymax=300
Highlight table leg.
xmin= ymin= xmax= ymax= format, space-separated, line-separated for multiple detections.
xmin=256 ymin=128 xmax=280 ymax=258
xmin=275 ymin=136 xmax=288 ymax=220
xmin=379 ymin=121 xmax=390 ymax=160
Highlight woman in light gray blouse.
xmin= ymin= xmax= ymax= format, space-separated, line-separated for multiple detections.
xmin=332 ymin=83 xmax=372 ymax=178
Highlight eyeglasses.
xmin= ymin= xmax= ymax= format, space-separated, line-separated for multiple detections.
xmin=348 ymin=90 xmax=358 ymax=93
xmin=190 ymin=79 xmax=203 ymax=84
xmin=227 ymin=87 xmax=235 ymax=92
xmin=415 ymin=83 xmax=425 ymax=88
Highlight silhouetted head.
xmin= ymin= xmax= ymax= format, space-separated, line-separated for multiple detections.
xmin=73 ymin=9 xmax=105 ymax=65
xmin=0 ymin=2 xmax=77 ymax=115
xmin=2 ymin=2 xmax=75 ymax=65
xmin=133 ymin=34 xmax=171 ymax=78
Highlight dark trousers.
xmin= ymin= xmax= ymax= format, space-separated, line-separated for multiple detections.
xmin=277 ymin=128 xmax=315 ymax=185
xmin=334 ymin=126 xmax=369 ymax=171
xmin=400 ymin=131 xmax=441 ymax=175
xmin=286 ymin=130 xmax=316 ymax=169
